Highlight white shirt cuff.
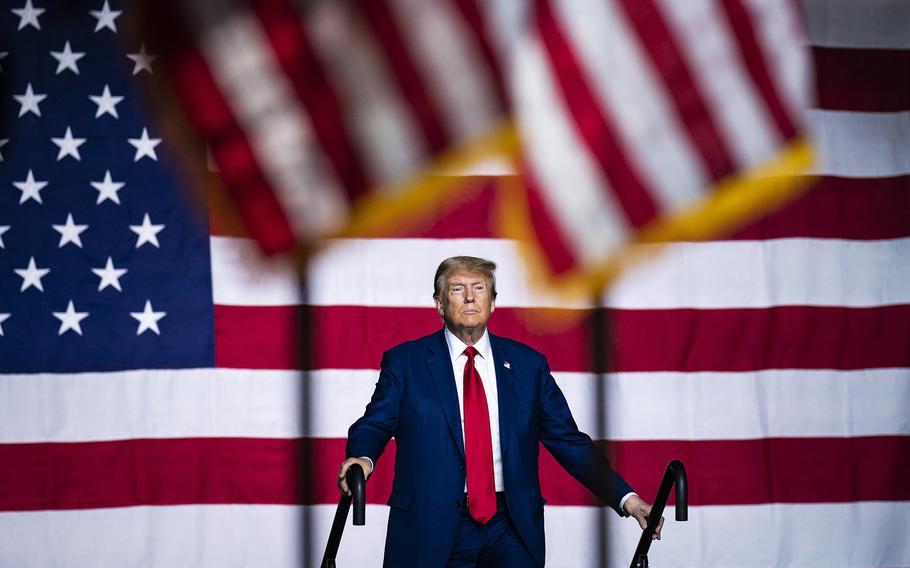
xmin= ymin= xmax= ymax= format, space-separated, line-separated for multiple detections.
xmin=619 ymin=492 xmax=637 ymax=515
xmin=360 ymin=456 xmax=374 ymax=471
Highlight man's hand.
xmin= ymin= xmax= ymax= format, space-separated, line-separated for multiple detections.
xmin=623 ymin=494 xmax=664 ymax=540
xmin=338 ymin=457 xmax=373 ymax=496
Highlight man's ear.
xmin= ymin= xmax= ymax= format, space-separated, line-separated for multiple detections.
xmin=490 ymin=299 xmax=495 ymax=314
xmin=434 ymin=297 xmax=445 ymax=319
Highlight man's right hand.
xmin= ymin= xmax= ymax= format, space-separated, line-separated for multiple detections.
xmin=338 ymin=457 xmax=373 ymax=496
xmin=623 ymin=494 xmax=664 ymax=540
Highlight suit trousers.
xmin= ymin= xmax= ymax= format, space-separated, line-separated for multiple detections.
xmin=445 ymin=496 xmax=537 ymax=568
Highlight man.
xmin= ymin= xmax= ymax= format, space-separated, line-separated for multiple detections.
xmin=339 ymin=256 xmax=662 ymax=567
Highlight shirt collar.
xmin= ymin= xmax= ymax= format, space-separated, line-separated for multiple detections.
xmin=443 ymin=325 xmax=492 ymax=363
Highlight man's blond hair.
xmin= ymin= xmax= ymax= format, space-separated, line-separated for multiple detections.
xmin=432 ymin=256 xmax=497 ymax=300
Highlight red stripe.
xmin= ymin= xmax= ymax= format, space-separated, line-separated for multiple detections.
xmin=206 ymin=173 xmax=910 ymax=243
xmin=251 ymin=0 xmax=372 ymax=200
xmin=546 ymin=437 xmax=910 ymax=506
xmin=215 ymin=305 xmax=587 ymax=371
xmin=206 ymin=172 xmax=910 ymax=242
xmin=2 ymin=436 xmax=905 ymax=511
xmin=729 ymin=175 xmax=910 ymax=240
xmin=0 ymin=438 xmax=303 ymax=511
xmin=577 ymin=436 xmax=910 ymax=507
xmin=209 ymin=176 xmax=502 ymax=240
xmin=410 ymin=177 xmax=499 ymax=238
xmin=450 ymin=0 xmax=509 ymax=109
xmin=718 ymin=0 xmax=798 ymax=140
xmin=361 ymin=0 xmax=450 ymax=154
xmin=238 ymin=175 xmax=906 ymax=242
xmin=535 ymin=0 xmax=658 ymax=227
xmin=215 ymin=304 xmax=304 ymax=370
xmin=214 ymin=305 xmax=910 ymax=373
xmin=148 ymin=0 xmax=296 ymax=254
xmin=524 ymin=169 xmax=581 ymax=275
xmin=610 ymin=305 xmax=910 ymax=372
xmin=813 ymin=46 xmax=910 ymax=112
xmin=380 ymin=176 xmax=500 ymax=239
xmin=215 ymin=306 xmax=592 ymax=371
xmin=617 ymin=0 xmax=735 ymax=182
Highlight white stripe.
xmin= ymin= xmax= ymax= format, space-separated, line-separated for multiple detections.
xmin=0 ymin=369 xmax=302 ymax=443
xmin=803 ymin=0 xmax=910 ymax=49
xmin=511 ymin=36 xmax=629 ymax=264
xmin=566 ymin=368 xmax=910 ymax=441
xmin=387 ymin=0 xmax=502 ymax=144
xmin=739 ymin=0 xmax=812 ymax=128
xmin=553 ymin=0 xmax=709 ymax=210
xmin=3 ymin=368 xmax=906 ymax=443
xmin=559 ymin=502 xmax=910 ymax=568
xmin=306 ymin=4 xmax=426 ymax=186
xmin=657 ymin=0 xmax=782 ymax=168
xmin=211 ymin=235 xmax=592 ymax=307
xmin=605 ymin=238 xmax=910 ymax=309
xmin=0 ymin=505 xmax=305 ymax=568
xmin=811 ymin=110 xmax=910 ymax=177
xmin=1 ymin=502 xmax=907 ymax=567
xmin=211 ymin=236 xmax=910 ymax=309
xmin=210 ymin=236 xmax=301 ymax=306
xmin=307 ymin=237 xmax=564 ymax=306
xmin=478 ymin=1 xmax=526 ymax=64
xmin=197 ymin=9 xmax=349 ymax=238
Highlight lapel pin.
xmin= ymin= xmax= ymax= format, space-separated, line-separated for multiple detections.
xmin=503 ymin=361 xmax=511 ymax=369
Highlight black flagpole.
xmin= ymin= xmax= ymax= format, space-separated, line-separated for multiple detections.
xmin=591 ymin=286 xmax=611 ymax=568
xmin=297 ymin=253 xmax=315 ymax=567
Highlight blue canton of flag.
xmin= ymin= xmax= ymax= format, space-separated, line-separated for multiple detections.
xmin=0 ymin=0 xmax=214 ymax=373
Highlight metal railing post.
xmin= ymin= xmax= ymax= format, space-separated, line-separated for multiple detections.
xmin=629 ymin=460 xmax=688 ymax=568
xmin=321 ymin=464 xmax=366 ymax=568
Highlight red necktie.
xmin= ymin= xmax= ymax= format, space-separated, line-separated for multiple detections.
xmin=463 ymin=346 xmax=496 ymax=524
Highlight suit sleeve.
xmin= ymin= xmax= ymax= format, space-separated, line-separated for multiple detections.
xmin=537 ymin=359 xmax=634 ymax=516
xmin=346 ymin=350 xmax=402 ymax=464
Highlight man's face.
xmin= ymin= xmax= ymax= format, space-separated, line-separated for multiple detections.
xmin=435 ymin=270 xmax=495 ymax=332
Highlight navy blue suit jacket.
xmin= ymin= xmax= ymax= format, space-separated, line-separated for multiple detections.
xmin=346 ymin=329 xmax=634 ymax=567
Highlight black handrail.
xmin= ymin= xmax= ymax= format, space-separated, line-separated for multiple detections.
xmin=630 ymin=459 xmax=688 ymax=568
xmin=321 ymin=464 xmax=366 ymax=568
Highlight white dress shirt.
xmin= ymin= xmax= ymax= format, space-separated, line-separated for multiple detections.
xmin=443 ymin=326 xmax=504 ymax=492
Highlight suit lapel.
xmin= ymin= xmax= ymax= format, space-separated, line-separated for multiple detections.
xmin=490 ymin=334 xmax=515 ymax=456
xmin=426 ymin=329 xmax=466 ymax=458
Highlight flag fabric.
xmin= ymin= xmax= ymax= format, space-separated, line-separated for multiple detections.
xmin=1 ymin=2 xmax=910 ymax=568
xmin=143 ymin=0 xmax=815 ymax=298
xmin=140 ymin=0 xmax=512 ymax=254
xmin=507 ymin=0 xmax=814 ymax=291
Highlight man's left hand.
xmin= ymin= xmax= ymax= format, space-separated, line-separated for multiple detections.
xmin=623 ymin=494 xmax=664 ymax=540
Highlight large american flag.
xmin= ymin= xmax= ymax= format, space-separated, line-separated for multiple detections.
xmin=1 ymin=1 xmax=909 ymax=568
